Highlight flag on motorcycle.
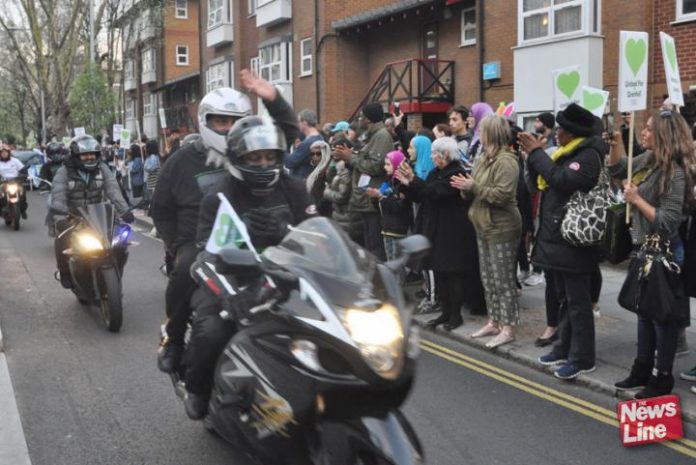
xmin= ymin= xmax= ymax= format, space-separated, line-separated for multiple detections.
xmin=205 ymin=193 xmax=258 ymax=256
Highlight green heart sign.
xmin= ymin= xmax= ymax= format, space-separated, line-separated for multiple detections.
xmin=665 ymin=39 xmax=678 ymax=72
xmin=582 ymin=90 xmax=605 ymax=112
xmin=557 ymin=71 xmax=580 ymax=99
xmin=625 ymin=38 xmax=647 ymax=77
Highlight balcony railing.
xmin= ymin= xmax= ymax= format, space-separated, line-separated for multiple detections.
xmin=350 ymin=58 xmax=455 ymax=120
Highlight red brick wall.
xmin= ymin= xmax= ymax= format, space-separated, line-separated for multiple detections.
xmin=163 ymin=0 xmax=200 ymax=82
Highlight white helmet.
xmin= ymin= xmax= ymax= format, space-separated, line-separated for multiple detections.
xmin=198 ymin=87 xmax=252 ymax=155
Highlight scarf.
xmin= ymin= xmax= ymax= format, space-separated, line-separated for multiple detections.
xmin=536 ymin=137 xmax=586 ymax=192
xmin=412 ymin=135 xmax=434 ymax=180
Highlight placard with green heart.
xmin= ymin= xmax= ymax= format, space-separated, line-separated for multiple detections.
xmin=625 ymin=38 xmax=647 ymax=77
xmin=557 ymin=71 xmax=580 ymax=99
xmin=664 ymin=39 xmax=678 ymax=72
xmin=581 ymin=86 xmax=609 ymax=117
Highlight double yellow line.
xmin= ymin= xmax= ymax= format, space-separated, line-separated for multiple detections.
xmin=421 ymin=338 xmax=696 ymax=458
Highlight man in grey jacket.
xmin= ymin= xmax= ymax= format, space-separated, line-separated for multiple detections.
xmin=334 ymin=102 xmax=393 ymax=260
xmin=51 ymin=135 xmax=133 ymax=288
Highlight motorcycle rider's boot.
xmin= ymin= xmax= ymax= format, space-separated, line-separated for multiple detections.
xmin=157 ymin=338 xmax=183 ymax=374
xmin=184 ymin=392 xmax=208 ymax=420
xmin=20 ymin=208 xmax=27 ymax=219
xmin=55 ymin=270 xmax=73 ymax=289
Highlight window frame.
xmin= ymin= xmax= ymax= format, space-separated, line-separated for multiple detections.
xmin=208 ymin=0 xmax=225 ymax=28
xmin=143 ymin=93 xmax=155 ymax=116
xmin=124 ymin=59 xmax=134 ymax=80
xmin=258 ymin=42 xmax=292 ymax=84
xmin=141 ymin=48 xmax=156 ymax=72
xmin=460 ymin=6 xmax=477 ymax=47
xmin=175 ymin=0 xmax=188 ymax=19
xmin=125 ymin=98 xmax=136 ymax=120
xmin=676 ymin=0 xmax=696 ymax=22
xmin=518 ymin=0 xmax=589 ymax=45
xmin=206 ymin=62 xmax=229 ymax=92
xmin=248 ymin=0 xmax=257 ymax=16
xmin=299 ymin=38 xmax=312 ymax=77
xmin=176 ymin=45 xmax=189 ymax=66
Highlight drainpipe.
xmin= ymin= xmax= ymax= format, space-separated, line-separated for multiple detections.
xmin=314 ymin=0 xmax=320 ymax=121
xmin=477 ymin=0 xmax=484 ymax=102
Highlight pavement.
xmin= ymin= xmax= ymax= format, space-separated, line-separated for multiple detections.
xmin=129 ymin=210 xmax=696 ymax=424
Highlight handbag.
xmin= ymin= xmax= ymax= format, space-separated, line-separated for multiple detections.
xmin=599 ymin=202 xmax=632 ymax=264
xmin=618 ymin=235 xmax=683 ymax=322
xmin=561 ymin=157 xmax=616 ymax=247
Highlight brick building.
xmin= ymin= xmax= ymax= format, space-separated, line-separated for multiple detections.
xmin=119 ymin=0 xmax=201 ymax=141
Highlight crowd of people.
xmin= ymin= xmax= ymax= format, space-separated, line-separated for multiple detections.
xmin=279 ymin=97 xmax=696 ymax=400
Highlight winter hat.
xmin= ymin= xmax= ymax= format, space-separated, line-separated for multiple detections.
xmin=386 ymin=150 xmax=405 ymax=180
xmin=556 ymin=103 xmax=596 ymax=137
xmin=537 ymin=112 xmax=555 ymax=130
xmin=362 ymin=103 xmax=385 ymax=124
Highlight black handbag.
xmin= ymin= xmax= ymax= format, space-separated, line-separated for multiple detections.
xmin=618 ymin=235 xmax=683 ymax=322
xmin=600 ymin=203 xmax=632 ymax=264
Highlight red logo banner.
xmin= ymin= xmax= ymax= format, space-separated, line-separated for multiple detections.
xmin=617 ymin=395 xmax=683 ymax=446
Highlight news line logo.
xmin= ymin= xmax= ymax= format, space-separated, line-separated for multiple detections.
xmin=617 ymin=395 xmax=684 ymax=446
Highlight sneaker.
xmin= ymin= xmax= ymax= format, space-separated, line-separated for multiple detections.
xmin=415 ymin=298 xmax=439 ymax=315
xmin=517 ymin=270 xmax=530 ymax=282
xmin=554 ymin=362 xmax=596 ymax=380
xmin=593 ymin=304 xmax=601 ymax=318
xmin=523 ymin=272 xmax=545 ymax=286
xmin=538 ymin=351 xmax=568 ymax=366
xmin=680 ymin=365 xmax=696 ymax=381
xmin=157 ymin=339 xmax=183 ymax=374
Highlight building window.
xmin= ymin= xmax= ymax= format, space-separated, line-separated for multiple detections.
xmin=124 ymin=59 xmax=134 ymax=80
xmin=208 ymin=0 xmax=224 ymax=28
xmin=677 ymin=0 xmax=696 ymax=21
xmin=143 ymin=93 xmax=155 ymax=116
xmin=142 ymin=48 xmax=156 ymax=72
xmin=126 ymin=98 xmax=136 ymax=120
xmin=520 ymin=0 xmax=584 ymax=43
xmin=175 ymin=0 xmax=188 ymax=18
xmin=258 ymin=42 xmax=291 ymax=83
xmin=300 ymin=38 xmax=312 ymax=77
xmin=207 ymin=62 xmax=229 ymax=92
xmin=250 ymin=56 xmax=260 ymax=75
xmin=460 ymin=6 xmax=476 ymax=46
xmin=249 ymin=0 xmax=257 ymax=16
xmin=176 ymin=45 xmax=189 ymax=66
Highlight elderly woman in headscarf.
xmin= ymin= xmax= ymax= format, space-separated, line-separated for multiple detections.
xmin=305 ymin=140 xmax=332 ymax=217
xmin=466 ymin=102 xmax=495 ymax=163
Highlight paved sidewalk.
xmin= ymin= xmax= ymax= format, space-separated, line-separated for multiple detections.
xmin=413 ymin=265 xmax=696 ymax=423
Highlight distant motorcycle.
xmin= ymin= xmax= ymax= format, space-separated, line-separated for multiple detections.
xmin=171 ymin=217 xmax=429 ymax=465
xmin=57 ymin=203 xmax=132 ymax=332
xmin=1 ymin=177 xmax=24 ymax=230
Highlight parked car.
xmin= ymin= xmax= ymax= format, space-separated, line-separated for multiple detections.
xmin=12 ymin=150 xmax=44 ymax=188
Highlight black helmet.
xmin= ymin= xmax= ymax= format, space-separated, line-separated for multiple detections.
xmin=69 ymin=135 xmax=102 ymax=172
xmin=46 ymin=142 xmax=66 ymax=162
xmin=225 ymin=116 xmax=286 ymax=193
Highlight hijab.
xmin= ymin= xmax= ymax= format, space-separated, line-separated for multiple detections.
xmin=385 ymin=150 xmax=405 ymax=181
xmin=470 ymin=102 xmax=494 ymax=148
xmin=412 ymin=135 xmax=434 ymax=180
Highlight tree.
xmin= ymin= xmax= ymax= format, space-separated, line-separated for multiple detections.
xmin=68 ymin=62 xmax=116 ymax=135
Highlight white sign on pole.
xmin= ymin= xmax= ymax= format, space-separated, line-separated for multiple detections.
xmin=552 ymin=65 xmax=583 ymax=114
xmin=659 ymin=32 xmax=685 ymax=107
xmin=618 ymin=31 xmax=649 ymax=112
xmin=113 ymin=124 xmax=123 ymax=143
xmin=580 ymin=86 xmax=610 ymax=118
xmin=158 ymin=108 xmax=167 ymax=129
xmin=74 ymin=127 xmax=86 ymax=137
xmin=120 ymin=129 xmax=131 ymax=147
xmin=135 ymin=120 xmax=142 ymax=142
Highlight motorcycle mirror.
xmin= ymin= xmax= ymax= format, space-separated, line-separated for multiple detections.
xmin=218 ymin=247 xmax=261 ymax=277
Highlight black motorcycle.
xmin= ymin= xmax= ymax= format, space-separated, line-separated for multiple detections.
xmin=1 ymin=177 xmax=24 ymax=230
xmin=176 ymin=217 xmax=429 ymax=465
xmin=58 ymin=203 xmax=131 ymax=332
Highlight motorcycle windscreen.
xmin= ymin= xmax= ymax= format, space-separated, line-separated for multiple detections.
xmin=262 ymin=217 xmax=382 ymax=308
xmin=77 ymin=203 xmax=115 ymax=241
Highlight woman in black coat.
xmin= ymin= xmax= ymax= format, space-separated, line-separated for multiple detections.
xmin=397 ymin=136 xmax=485 ymax=331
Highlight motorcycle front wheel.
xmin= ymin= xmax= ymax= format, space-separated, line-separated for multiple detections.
xmin=11 ymin=204 xmax=20 ymax=231
xmin=99 ymin=266 xmax=123 ymax=332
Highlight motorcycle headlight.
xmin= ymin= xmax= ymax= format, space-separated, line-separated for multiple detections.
xmin=75 ymin=232 xmax=104 ymax=252
xmin=343 ymin=305 xmax=404 ymax=378
xmin=6 ymin=183 xmax=18 ymax=195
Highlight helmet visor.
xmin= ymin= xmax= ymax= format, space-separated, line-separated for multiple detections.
xmin=206 ymin=114 xmax=240 ymax=136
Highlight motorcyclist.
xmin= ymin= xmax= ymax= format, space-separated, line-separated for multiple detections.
xmin=0 ymin=144 xmax=29 ymax=218
xmin=39 ymin=142 xmax=68 ymax=186
xmin=50 ymin=135 xmax=134 ymax=288
xmin=152 ymin=69 xmax=300 ymax=375
xmin=183 ymin=103 xmax=316 ymax=419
